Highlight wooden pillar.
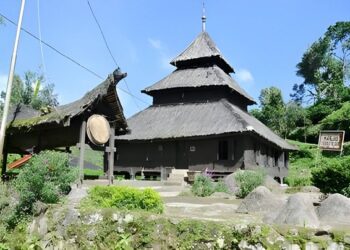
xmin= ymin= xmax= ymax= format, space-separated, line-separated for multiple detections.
xmin=107 ymin=124 xmax=116 ymax=185
xmin=103 ymin=151 xmax=108 ymax=173
xmin=77 ymin=120 xmax=87 ymax=187
xmin=1 ymin=150 xmax=7 ymax=180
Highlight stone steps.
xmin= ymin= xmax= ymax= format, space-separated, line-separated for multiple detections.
xmin=165 ymin=169 xmax=187 ymax=185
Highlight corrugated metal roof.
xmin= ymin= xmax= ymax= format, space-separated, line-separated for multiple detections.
xmin=170 ymin=32 xmax=234 ymax=73
xmin=117 ymin=99 xmax=297 ymax=150
xmin=143 ymin=65 xmax=255 ymax=104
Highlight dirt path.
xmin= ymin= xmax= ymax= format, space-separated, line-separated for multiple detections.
xmin=69 ymin=180 xmax=261 ymax=223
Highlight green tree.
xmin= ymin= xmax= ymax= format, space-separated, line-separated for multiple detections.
xmin=251 ymin=87 xmax=305 ymax=139
xmin=293 ymin=22 xmax=350 ymax=106
xmin=258 ymin=87 xmax=285 ymax=136
xmin=0 ymin=71 xmax=58 ymax=116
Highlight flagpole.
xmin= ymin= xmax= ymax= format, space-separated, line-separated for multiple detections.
xmin=0 ymin=0 xmax=26 ymax=163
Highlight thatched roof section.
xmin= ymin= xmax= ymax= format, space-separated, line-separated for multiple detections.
xmin=142 ymin=65 xmax=255 ymax=104
xmin=7 ymin=69 xmax=128 ymax=134
xmin=117 ymin=99 xmax=296 ymax=150
xmin=170 ymin=32 xmax=234 ymax=74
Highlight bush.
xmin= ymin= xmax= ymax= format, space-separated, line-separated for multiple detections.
xmin=285 ymin=161 xmax=312 ymax=187
xmin=214 ymin=180 xmax=229 ymax=193
xmin=14 ymin=151 xmax=77 ymax=214
xmin=86 ymin=186 xmax=164 ymax=213
xmin=311 ymin=157 xmax=350 ymax=196
xmin=234 ymin=170 xmax=265 ymax=198
xmin=191 ymin=175 xmax=215 ymax=197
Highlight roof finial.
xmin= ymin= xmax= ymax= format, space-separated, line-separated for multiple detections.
xmin=201 ymin=2 xmax=206 ymax=32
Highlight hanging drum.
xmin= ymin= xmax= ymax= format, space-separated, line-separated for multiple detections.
xmin=86 ymin=114 xmax=111 ymax=145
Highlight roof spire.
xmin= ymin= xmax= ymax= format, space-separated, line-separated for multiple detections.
xmin=201 ymin=2 xmax=206 ymax=32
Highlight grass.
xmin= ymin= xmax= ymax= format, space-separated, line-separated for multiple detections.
xmin=83 ymin=168 xmax=104 ymax=177
xmin=70 ymin=145 xmax=103 ymax=168
xmin=286 ymin=139 xmax=350 ymax=188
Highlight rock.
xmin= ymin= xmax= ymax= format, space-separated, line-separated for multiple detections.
xmin=237 ymin=186 xmax=285 ymax=217
xmin=216 ymin=237 xmax=225 ymax=248
xmin=318 ymin=193 xmax=350 ymax=226
xmin=301 ymin=186 xmax=320 ymax=193
xmin=58 ymin=207 xmax=80 ymax=236
xmin=238 ymin=240 xmax=265 ymax=250
xmin=33 ymin=201 xmax=48 ymax=216
xmin=38 ymin=216 xmax=48 ymax=237
xmin=265 ymin=228 xmax=285 ymax=246
xmin=263 ymin=175 xmax=282 ymax=193
xmin=224 ymin=173 xmax=239 ymax=194
xmin=112 ymin=213 xmax=119 ymax=222
xmin=234 ymin=224 xmax=249 ymax=234
xmin=87 ymin=229 xmax=96 ymax=241
xmin=327 ymin=242 xmax=344 ymax=250
xmin=123 ymin=214 xmax=134 ymax=223
xmin=305 ymin=242 xmax=319 ymax=250
xmin=210 ymin=192 xmax=232 ymax=199
xmin=284 ymin=244 xmax=301 ymax=250
xmin=86 ymin=213 xmax=103 ymax=225
xmin=289 ymin=228 xmax=299 ymax=236
xmin=343 ymin=234 xmax=350 ymax=245
xmin=273 ymin=193 xmax=320 ymax=228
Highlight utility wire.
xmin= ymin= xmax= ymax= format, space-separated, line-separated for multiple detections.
xmin=86 ymin=0 xmax=142 ymax=110
xmin=0 ymin=12 xmax=150 ymax=106
xmin=36 ymin=0 xmax=47 ymax=75
xmin=0 ymin=13 xmax=103 ymax=80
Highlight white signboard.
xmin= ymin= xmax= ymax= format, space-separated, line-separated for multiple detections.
xmin=318 ymin=131 xmax=345 ymax=152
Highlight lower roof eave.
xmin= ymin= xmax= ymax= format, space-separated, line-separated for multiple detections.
xmin=115 ymin=130 xmax=297 ymax=151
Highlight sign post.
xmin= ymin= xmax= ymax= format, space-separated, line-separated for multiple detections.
xmin=318 ymin=130 xmax=345 ymax=155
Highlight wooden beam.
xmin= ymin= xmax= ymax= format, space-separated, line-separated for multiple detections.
xmin=1 ymin=150 xmax=8 ymax=181
xmin=78 ymin=120 xmax=87 ymax=187
xmin=108 ymin=124 xmax=116 ymax=185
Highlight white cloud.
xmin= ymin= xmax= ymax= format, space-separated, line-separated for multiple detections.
xmin=148 ymin=38 xmax=162 ymax=50
xmin=0 ymin=74 xmax=8 ymax=93
xmin=148 ymin=38 xmax=173 ymax=71
xmin=236 ymin=69 xmax=254 ymax=83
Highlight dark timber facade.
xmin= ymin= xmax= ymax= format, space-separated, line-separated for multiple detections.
xmin=116 ymin=31 xmax=296 ymax=182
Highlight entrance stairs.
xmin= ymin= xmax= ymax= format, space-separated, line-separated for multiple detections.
xmin=165 ymin=169 xmax=187 ymax=186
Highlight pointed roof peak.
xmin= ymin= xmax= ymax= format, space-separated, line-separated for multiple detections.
xmin=170 ymin=31 xmax=234 ymax=73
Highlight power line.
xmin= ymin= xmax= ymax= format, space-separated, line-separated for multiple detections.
xmin=0 ymin=12 xmax=150 ymax=106
xmin=86 ymin=0 xmax=118 ymax=67
xmin=86 ymin=0 xmax=142 ymax=110
xmin=36 ymin=0 xmax=47 ymax=75
xmin=0 ymin=13 xmax=103 ymax=80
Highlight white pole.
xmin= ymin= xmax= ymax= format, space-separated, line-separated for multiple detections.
xmin=0 ymin=0 xmax=26 ymax=161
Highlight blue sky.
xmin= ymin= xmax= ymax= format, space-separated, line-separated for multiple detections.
xmin=0 ymin=1 xmax=349 ymax=117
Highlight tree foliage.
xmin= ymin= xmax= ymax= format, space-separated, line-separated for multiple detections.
xmin=251 ymin=87 xmax=305 ymax=139
xmin=0 ymin=71 xmax=58 ymax=116
xmin=287 ymin=22 xmax=350 ymax=142
xmin=293 ymin=22 xmax=350 ymax=105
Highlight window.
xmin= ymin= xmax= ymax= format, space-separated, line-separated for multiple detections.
xmin=218 ymin=140 xmax=228 ymax=160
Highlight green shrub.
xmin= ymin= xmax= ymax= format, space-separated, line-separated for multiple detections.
xmin=214 ymin=180 xmax=229 ymax=193
xmin=285 ymin=163 xmax=312 ymax=187
xmin=311 ymin=157 xmax=350 ymax=196
xmin=234 ymin=170 xmax=265 ymax=198
xmin=191 ymin=175 xmax=215 ymax=197
xmin=86 ymin=186 xmax=164 ymax=213
xmin=14 ymin=151 xmax=77 ymax=214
